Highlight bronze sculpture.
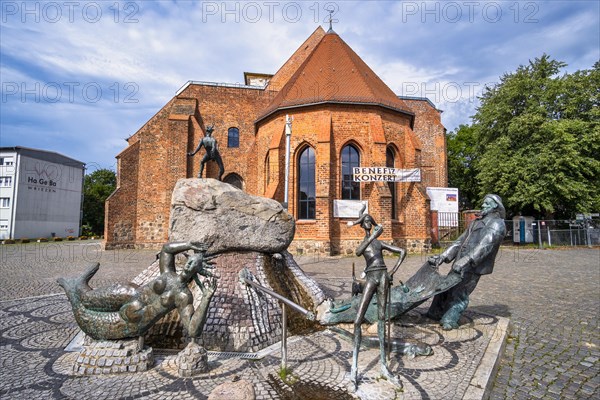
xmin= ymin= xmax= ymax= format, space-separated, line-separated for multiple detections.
xmin=348 ymin=205 xmax=407 ymax=388
xmin=188 ymin=124 xmax=225 ymax=181
xmin=58 ymin=241 xmax=218 ymax=340
xmin=426 ymin=194 xmax=506 ymax=330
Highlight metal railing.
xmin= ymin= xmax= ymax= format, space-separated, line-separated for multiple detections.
xmin=434 ymin=212 xmax=599 ymax=248
xmin=241 ymin=277 xmax=315 ymax=372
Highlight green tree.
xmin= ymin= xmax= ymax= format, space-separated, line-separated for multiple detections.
xmin=472 ymin=55 xmax=599 ymax=218
xmin=447 ymin=124 xmax=479 ymax=209
xmin=82 ymin=169 xmax=116 ymax=235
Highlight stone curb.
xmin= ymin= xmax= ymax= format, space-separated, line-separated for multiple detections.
xmin=463 ymin=316 xmax=511 ymax=400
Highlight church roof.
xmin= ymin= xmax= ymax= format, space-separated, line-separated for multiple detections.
xmin=267 ymin=26 xmax=326 ymax=92
xmin=257 ymin=30 xmax=414 ymax=124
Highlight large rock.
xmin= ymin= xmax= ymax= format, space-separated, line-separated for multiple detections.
xmin=169 ymin=178 xmax=295 ymax=254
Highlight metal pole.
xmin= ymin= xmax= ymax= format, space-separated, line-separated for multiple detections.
xmin=386 ymin=282 xmax=392 ymax=362
xmin=586 ymin=218 xmax=592 ymax=248
xmin=538 ymin=220 xmax=543 ymax=249
xmin=283 ymin=115 xmax=292 ymax=210
xmin=547 ymin=224 xmax=552 ymax=247
xmin=570 ymin=224 xmax=573 ymax=246
xmin=281 ymin=303 xmax=287 ymax=372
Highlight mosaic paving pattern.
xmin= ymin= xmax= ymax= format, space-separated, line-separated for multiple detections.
xmin=0 ymin=294 xmax=500 ymax=399
xmin=3 ymin=242 xmax=597 ymax=398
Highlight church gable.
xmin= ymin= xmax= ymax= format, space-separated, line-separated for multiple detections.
xmin=259 ymin=31 xmax=414 ymax=124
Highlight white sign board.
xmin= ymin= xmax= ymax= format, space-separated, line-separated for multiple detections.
xmin=426 ymin=187 xmax=459 ymax=213
xmin=352 ymin=167 xmax=421 ymax=182
xmin=334 ymin=200 xmax=368 ymax=218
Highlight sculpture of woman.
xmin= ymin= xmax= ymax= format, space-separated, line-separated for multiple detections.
xmin=348 ymin=205 xmax=406 ymax=388
xmin=58 ymin=242 xmax=218 ymax=340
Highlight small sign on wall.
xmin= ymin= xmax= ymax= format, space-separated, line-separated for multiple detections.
xmin=334 ymin=200 xmax=368 ymax=218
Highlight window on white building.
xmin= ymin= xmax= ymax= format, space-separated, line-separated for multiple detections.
xmin=0 ymin=220 xmax=8 ymax=230
xmin=0 ymin=198 xmax=10 ymax=208
xmin=0 ymin=158 xmax=14 ymax=166
xmin=0 ymin=177 xmax=12 ymax=187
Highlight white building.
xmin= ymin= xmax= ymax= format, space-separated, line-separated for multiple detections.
xmin=0 ymin=147 xmax=85 ymax=240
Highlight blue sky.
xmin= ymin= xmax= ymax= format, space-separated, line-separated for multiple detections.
xmin=1 ymin=1 xmax=598 ymax=171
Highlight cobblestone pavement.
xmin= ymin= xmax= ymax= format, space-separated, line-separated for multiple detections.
xmin=297 ymin=247 xmax=600 ymax=399
xmin=0 ymin=292 xmax=502 ymax=399
xmin=1 ymin=242 xmax=598 ymax=399
xmin=0 ymin=241 xmax=158 ymax=301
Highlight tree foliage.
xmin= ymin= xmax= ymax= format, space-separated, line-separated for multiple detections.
xmin=82 ymin=169 xmax=116 ymax=235
xmin=447 ymin=124 xmax=479 ymax=209
xmin=449 ymin=55 xmax=599 ymax=218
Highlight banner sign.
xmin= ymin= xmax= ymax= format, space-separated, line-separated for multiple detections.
xmin=352 ymin=167 xmax=421 ymax=182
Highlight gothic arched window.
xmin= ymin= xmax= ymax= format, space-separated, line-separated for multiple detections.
xmin=224 ymin=173 xmax=243 ymax=190
xmin=297 ymin=147 xmax=316 ymax=220
xmin=341 ymin=144 xmax=360 ymax=200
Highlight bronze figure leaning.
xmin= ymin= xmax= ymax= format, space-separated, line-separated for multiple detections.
xmin=426 ymin=194 xmax=506 ymax=330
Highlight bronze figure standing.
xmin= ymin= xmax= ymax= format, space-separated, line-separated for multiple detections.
xmin=188 ymin=124 xmax=225 ymax=181
xmin=348 ymin=205 xmax=406 ymax=388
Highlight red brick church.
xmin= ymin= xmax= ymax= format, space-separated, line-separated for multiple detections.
xmin=105 ymin=26 xmax=447 ymax=254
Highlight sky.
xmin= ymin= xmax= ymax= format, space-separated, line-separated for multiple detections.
xmin=1 ymin=0 xmax=598 ymax=172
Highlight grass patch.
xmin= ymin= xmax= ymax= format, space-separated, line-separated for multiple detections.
xmin=278 ymin=367 xmax=298 ymax=385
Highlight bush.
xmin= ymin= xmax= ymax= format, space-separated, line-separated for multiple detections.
xmin=79 ymin=236 xmax=88 ymax=240
xmin=2 ymin=239 xmax=16 ymax=244
xmin=67 ymin=236 xmax=76 ymax=241
xmin=20 ymin=238 xmax=30 ymax=243
xmin=37 ymin=238 xmax=48 ymax=242
xmin=81 ymin=224 xmax=95 ymax=237
xmin=53 ymin=237 xmax=63 ymax=241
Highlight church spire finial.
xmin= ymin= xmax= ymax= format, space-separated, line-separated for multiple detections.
xmin=326 ymin=8 xmax=335 ymax=33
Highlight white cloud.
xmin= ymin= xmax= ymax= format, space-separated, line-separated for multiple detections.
xmin=1 ymin=0 xmax=598 ymax=168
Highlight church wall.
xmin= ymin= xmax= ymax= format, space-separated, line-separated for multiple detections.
xmin=105 ymin=85 xmax=272 ymax=248
xmin=105 ymin=96 xmax=440 ymax=253
xmin=104 ymin=141 xmax=139 ymax=248
xmin=178 ymin=84 xmax=273 ymax=194
xmin=104 ymin=95 xmax=180 ymax=249
xmin=104 ymin=56 xmax=444 ymax=254
xmin=133 ymin=106 xmax=187 ymax=247
xmin=258 ymin=108 xmax=334 ymax=246
xmin=257 ymin=104 xmax=431 ymax=255
xmin=378 ymin=109 xmax=431 ymax=250
xmin=403 ymin=99 xmax=447 ymax=188
xmin=254 ymin=114 xmax=286 ymax=198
